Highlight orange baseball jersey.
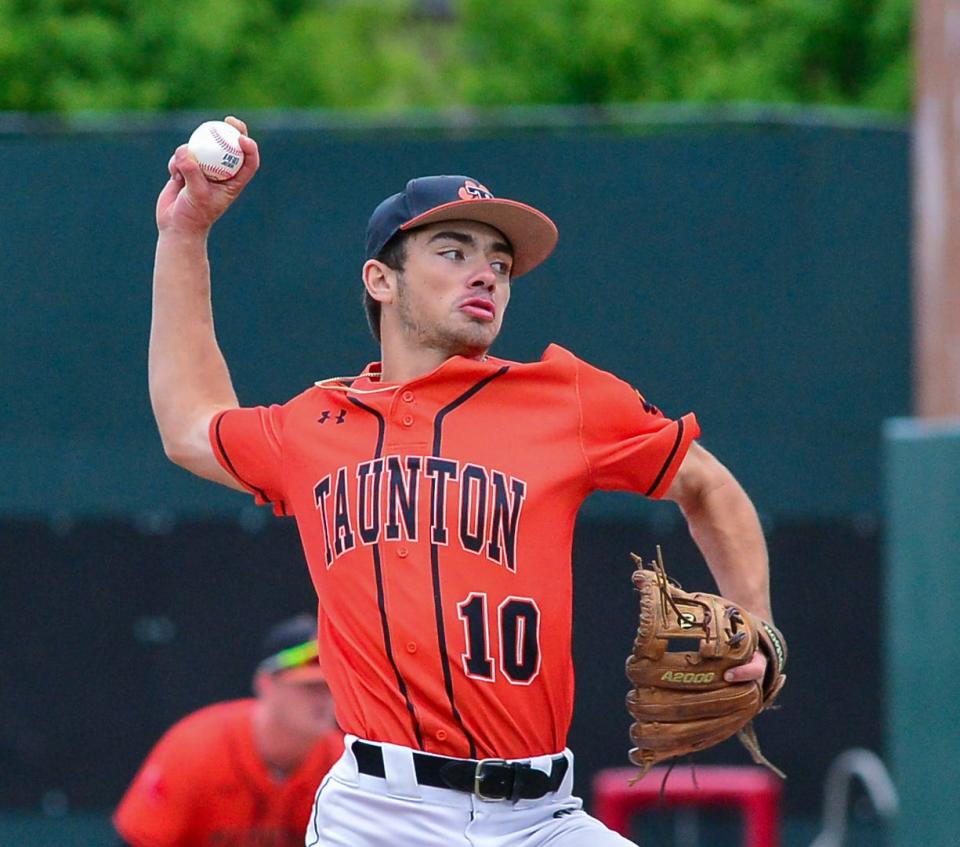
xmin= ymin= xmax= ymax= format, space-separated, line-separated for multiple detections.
xmin=209 ymin=345 xmax=699 ymax=761
xmin=113 ymin=699 xmax=343 ymax=847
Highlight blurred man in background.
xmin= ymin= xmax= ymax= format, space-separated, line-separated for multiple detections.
xmin=113 ymin=614 xmax=343 ymax=847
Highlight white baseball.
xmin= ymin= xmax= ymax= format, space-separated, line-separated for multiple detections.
xmin=187 ymin=120 xmax=244 ymax=182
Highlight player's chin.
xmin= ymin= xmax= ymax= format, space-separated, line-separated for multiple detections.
xmin=451 ymin=325 xmax=500 ymax=357
xmin=460 ymin=314 xmax=502 ymax=341
xmin=296 ymin=717 xmax=329 ymax=737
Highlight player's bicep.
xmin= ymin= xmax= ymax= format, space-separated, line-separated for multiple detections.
xmin=661 ymin=441 xmax=730 ymax=509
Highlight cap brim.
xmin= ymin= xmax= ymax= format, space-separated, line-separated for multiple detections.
xmin=274 ymin=664 xmax=327 ymax=683
xmin=400 ymin=198 xmax=558 ymax=278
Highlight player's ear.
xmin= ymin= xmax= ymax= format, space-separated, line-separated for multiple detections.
xmin=362 ymin=259 xmax=397 ymax=306
xmin=253 ymin=670 xmax=272 ymax=698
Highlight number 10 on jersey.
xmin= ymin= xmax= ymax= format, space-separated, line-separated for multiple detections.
xmin=457 ymin=593 xmax=542 ymax=684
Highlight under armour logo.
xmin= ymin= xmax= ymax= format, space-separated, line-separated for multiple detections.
xmin=634 ymin=389 xmax=660 ymax=416
xmin=318 ymin=410 xmax=347 ymax=424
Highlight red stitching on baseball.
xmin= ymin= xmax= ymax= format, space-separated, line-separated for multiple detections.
xmin=209 ymin=126 xmax=241 ymax=157
xmin=201 ymin=164 xmax=235 ymax=179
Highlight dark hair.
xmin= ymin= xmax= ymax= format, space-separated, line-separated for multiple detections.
xmin=364 ymin=231 xmax=409 ymax=343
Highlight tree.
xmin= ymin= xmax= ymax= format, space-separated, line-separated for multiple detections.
xmin=0 ymin=0 xmax=912 ymax=114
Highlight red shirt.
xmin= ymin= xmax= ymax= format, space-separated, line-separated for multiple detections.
xmin=113 ymin=700 xmax=343 ymax=847
xmin=210 ymin=345 xmax=698 ymax=760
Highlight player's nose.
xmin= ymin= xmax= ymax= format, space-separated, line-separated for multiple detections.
xmin=468 ymin=266 xmax=497 ymax=289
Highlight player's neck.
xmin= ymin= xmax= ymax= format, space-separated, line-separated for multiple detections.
xmin=379 ymin=337 xmax=489 ymax=384
xmin=252 ymin=703 xmax=312 ymax=780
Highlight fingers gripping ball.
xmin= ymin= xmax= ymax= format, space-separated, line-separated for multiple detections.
xmin=187 ymin=121 xmax=244 ymax=182
xmin=625 ymin=547 xmax=787 ymax=779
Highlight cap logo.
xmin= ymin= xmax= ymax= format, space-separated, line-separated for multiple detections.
xmin=458 ymin=179 xmax=494 ymax=201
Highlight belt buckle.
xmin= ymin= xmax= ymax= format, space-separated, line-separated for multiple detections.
xmin=473 ymin=758 xmax=510 ymax=802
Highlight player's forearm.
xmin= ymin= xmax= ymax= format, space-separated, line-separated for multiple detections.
xmin=149 ymin=229 xmax=239 ymax=461
xmin=677 ymin=472 xmax=773 ymax=622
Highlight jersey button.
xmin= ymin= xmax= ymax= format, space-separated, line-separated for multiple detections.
xmin=435 ymin=729 xmax=448 ymax=741
xmin=406 ymin=641 xmax=417 ymax=653
xmin=397 ymin=546 xmax=409 ymax=558
xmin=401 ymin=390 xmax=415 ymax=403
xmin=401 ymin=414 xmax=414 ymax=426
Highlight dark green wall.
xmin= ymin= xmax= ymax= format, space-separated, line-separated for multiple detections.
xmin=1 ymin=124 xmax=910 ymax=518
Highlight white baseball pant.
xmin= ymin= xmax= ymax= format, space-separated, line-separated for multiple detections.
xmin=305 ymin=735 xmax=637 ymax=846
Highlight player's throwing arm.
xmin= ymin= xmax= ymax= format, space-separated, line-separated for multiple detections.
xmin=149 ymin=116 xmax=260 ymax=490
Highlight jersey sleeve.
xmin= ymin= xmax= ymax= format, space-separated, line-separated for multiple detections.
xmin=575 ymin=357 xmax=700 ymax=498
xmin=112 ymin=727 xmax=202 ymax=847
xmin=209 ymin=405 xmax=289 ymax=516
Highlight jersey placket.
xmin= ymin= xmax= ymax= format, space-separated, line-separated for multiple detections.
xmin=384 ymin=382 xmax=477 ymax=754
xmin=342 ymin=388 xmax=428 ymax=752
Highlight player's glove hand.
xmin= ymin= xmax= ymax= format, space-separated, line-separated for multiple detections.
xmin=625 ymin=547 xmax=787 ymax=779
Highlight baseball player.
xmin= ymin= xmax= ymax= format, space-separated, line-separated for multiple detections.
xmin=149 ymin=116 xmax=774 ymax=846
xmin=113 ymin=615 xmax=343 ymax=847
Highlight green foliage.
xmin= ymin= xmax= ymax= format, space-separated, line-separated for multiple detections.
xmin=0 ymin=0 xmax=912 ymax=113
xmin=455 ymin=0 xmax=913 ymax=110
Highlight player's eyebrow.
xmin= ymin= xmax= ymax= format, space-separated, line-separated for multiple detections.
xmin=427 ymin=230 xmax=514 ymax=257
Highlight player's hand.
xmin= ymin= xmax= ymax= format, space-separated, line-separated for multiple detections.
xmin=724 ymin=649 xmax=767 ymax=683
xmin=156 ymin=116 xmax=260 ymax=235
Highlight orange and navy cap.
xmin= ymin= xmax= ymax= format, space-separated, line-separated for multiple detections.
xmin=365 ymin=175 xmax=559 ymax=278
xmin=256 ymin=614 xmax=325 ymax=683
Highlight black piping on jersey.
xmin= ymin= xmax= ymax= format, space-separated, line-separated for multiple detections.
xmin=213 ymin=411 xmax=287 ymax=515
xmin=347 ymin=395 xmax=425 ymax=749
xmin=430 ymin=366 xmax=510 ymax=758
xmin=643 ymin=416 xmax=686 ymax=496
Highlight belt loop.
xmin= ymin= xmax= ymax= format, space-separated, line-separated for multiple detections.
xmin=558 ymin=749 xmax=574 ymax=795
xmin=527 ymin=753 xmax=553 ymax=777
xmin=509 ymin=763 xmax=529 ymax=803
xmin=380 ymin=742 xmax=423 ymax=802
xmin=337 ymin=734 xmax=361 ymax=786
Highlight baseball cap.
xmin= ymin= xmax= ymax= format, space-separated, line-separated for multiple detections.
xmin=256 ymin=614 xmax=326 ymax=683
xmin=365 ymin=175 xmax=558 ymax=278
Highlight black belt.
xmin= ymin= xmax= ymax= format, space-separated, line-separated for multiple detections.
xmin=351 ymin=739 xmax=568 ymax=802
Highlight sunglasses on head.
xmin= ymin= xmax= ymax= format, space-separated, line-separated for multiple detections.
xmin=257 ymin=639 xmax=319 ymax=674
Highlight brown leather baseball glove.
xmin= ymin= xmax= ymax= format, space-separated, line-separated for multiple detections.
xmin=625 ymin=547 xmax=787 ymax=779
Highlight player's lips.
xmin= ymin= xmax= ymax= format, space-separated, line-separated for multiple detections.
xmin=459 ymin=297 xmax=496 ymax=321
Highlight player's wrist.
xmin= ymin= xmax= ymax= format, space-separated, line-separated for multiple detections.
xmin=754 ymin=618 xmax=787 ymax=706
xmin=157 ymin=225 xmax=212 ymax=247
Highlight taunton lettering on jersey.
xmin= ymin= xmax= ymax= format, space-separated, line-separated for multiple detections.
xmin=312 ymin=456 xmax=527 ymax=570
